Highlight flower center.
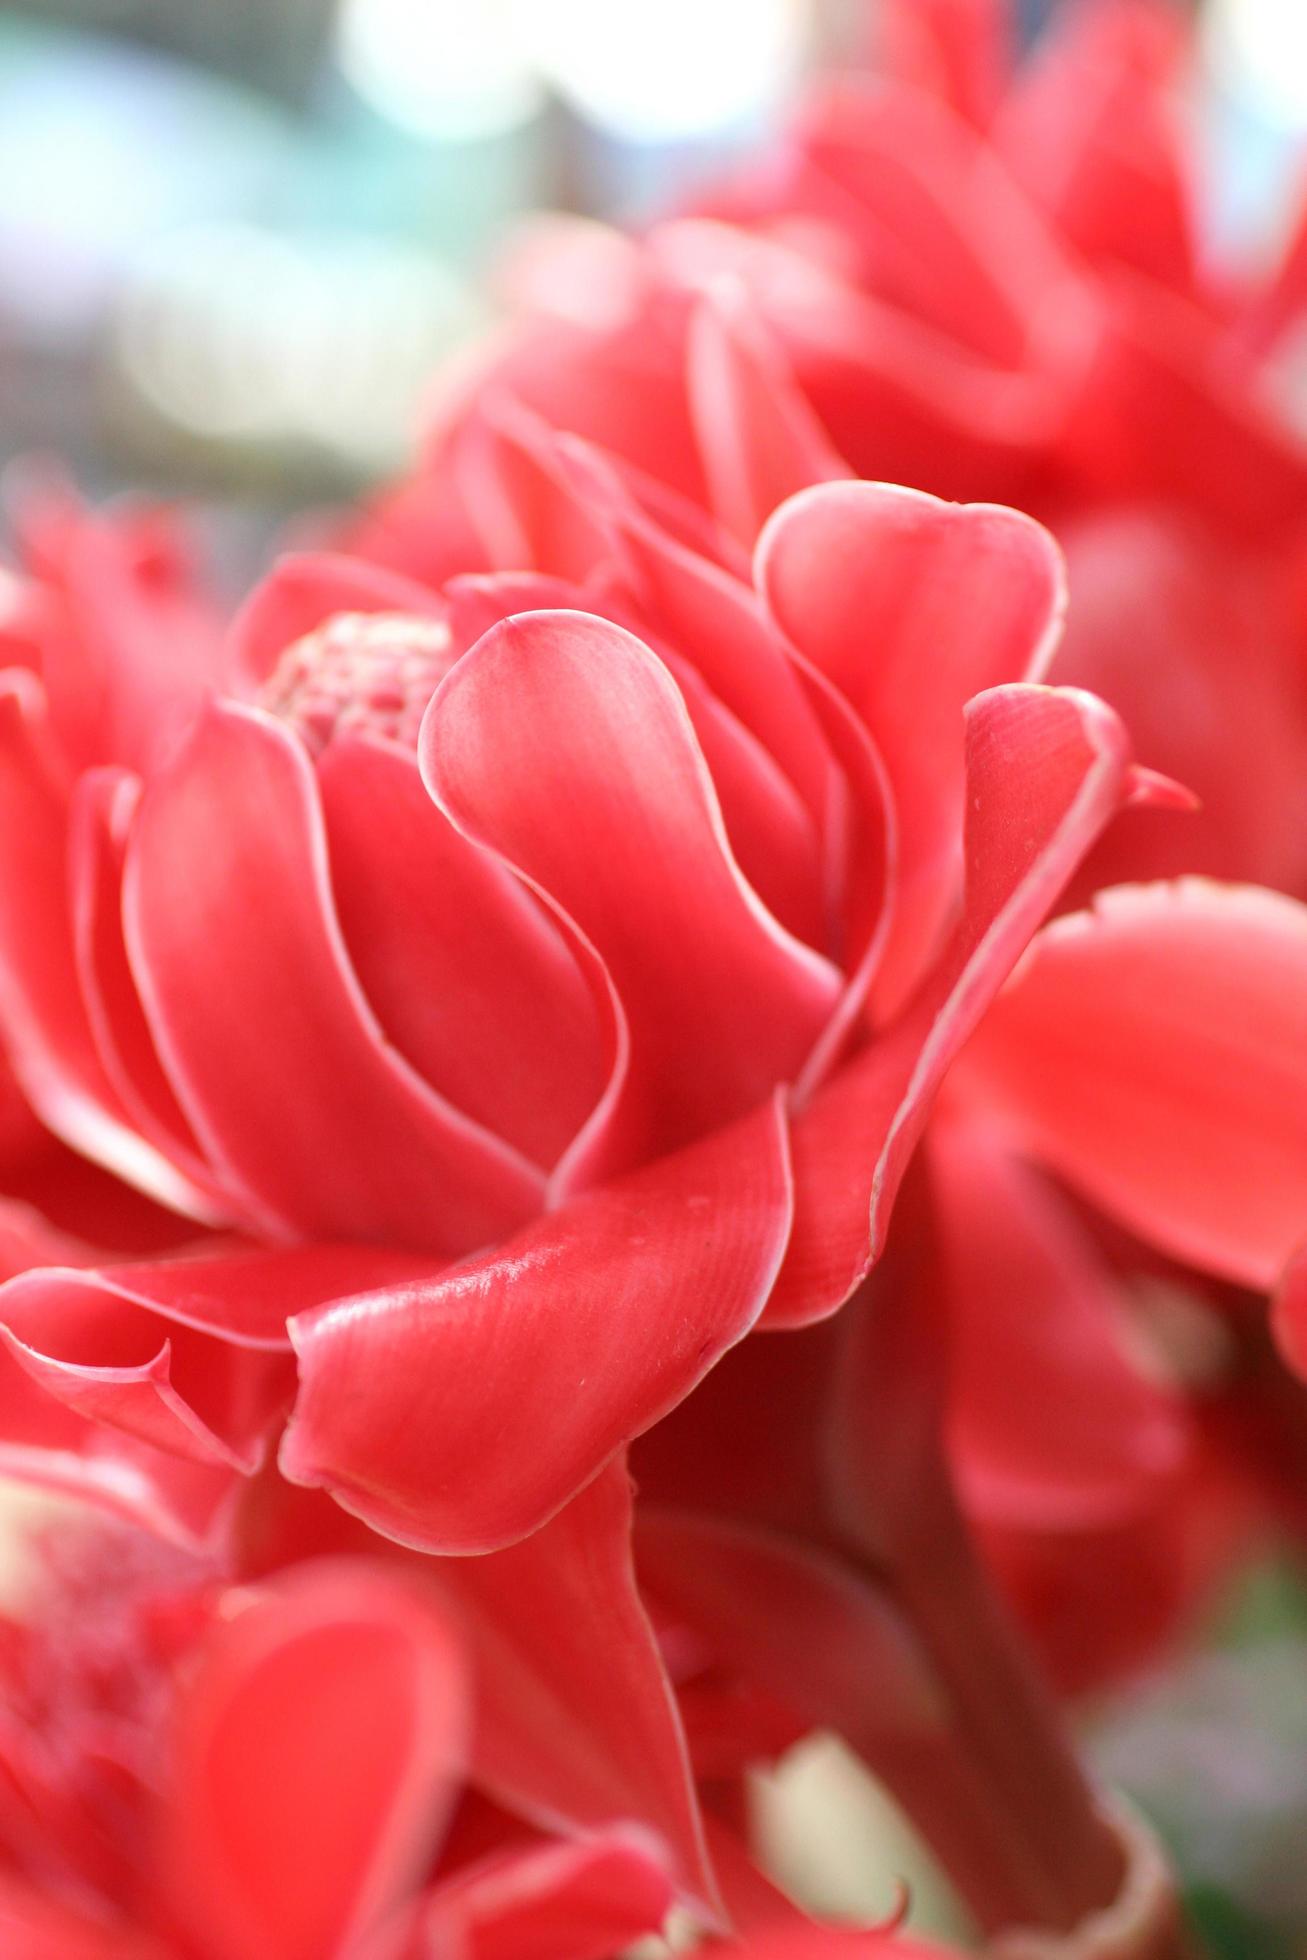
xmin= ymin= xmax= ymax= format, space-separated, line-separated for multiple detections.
xmin=258 ymin=610 xmax=454 ymax=756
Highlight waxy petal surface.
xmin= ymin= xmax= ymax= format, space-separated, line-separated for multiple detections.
xmin=768 ymin=684 xmax=1135 ymax=1324
xmin=124 ymin=701 xmax=543 ymax=1251
xmin=229 ymin=551 xmax=445 ymax=689
xmin=318 ymin=736 xmax=603 ymax=1169
xmin=958 ymin=881 xmax=1307 ymax=1289
xmin=282 ymin=1097 xmax=792 ymax=1553
xmin=421 ymin=610 xmax=838 ymax=1170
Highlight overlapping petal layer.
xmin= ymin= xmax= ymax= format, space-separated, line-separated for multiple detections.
xmin=768 ymin=683 xmax=1138 ymax=1324
xmin=282 ymin=1097 xmax=793 ymax=1551
xmin=958 ymin=881 xmax=1307 ymax=1288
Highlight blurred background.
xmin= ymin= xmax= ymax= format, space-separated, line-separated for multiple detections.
xmin=5 ymin=5 xmax=1307 ymax=1952
xmin=0 ymin=0 xmax=1299 ymax=526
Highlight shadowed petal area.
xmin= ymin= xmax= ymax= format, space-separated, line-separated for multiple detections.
xmin=0 ymin=1349 xmax=243 ymax=1551
xmin=758 ymin=480 xmax=1064 ymax=1002
xmin=124 ymin=700 xmax=543 ymax=1251
xmin=159 ymin=1564 xmax=469 ymax=1960
xmin=317 ymin=735 xmax=603 ymax=1170
xmin=0 ymin=673 xmax=189 ymax=1208
xmin=69 ymin=767 xmax=226 ymax=1217
xmin=637 ymin=1512 xmax=943 ymax=1755
xmin=767 ymin=684 xmax=1137 ymax=1325
xmin=281 ymin=1097 xmax=793 ymax=1553
xmin=958 ymin=880 xmax=1307 ymax=1290
xmin=1272 ymin=1246 xmax=1307 ymax=1384
xmin=0 ymin=1241 xmax=450 ymax=1484
xmin=436 ymin=1462 xmax=714 ymax=1912
xmin=930 ymin=1114 xmax=1189 ymax=1530
xmin=421 ymin=609 xmax=838 ymax=1172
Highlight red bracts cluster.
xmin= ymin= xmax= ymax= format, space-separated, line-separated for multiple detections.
xmin=0 ymin=2 xmax=1304 ymax=1955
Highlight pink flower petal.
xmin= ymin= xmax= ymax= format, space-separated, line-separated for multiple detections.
xmin=877 ymin=0 xmax=1010 ymax=129
xmin=435 ymin=1460 xmax=713 ymax=1911
xmin=768 ymin=683 xmax=1135 ymax=1325
xmin=421 ymin=609 xmax=839 ymax=1172
xmin=124 ymin=700 xmax=544 ymax=1250
xmin=758 ymin=480 xmax=1064 ymax=1004
xmin=68 ymin=767 xmax=226 ymax=1219
xmin=686 ymin=293 xmax=851 ymax=548
xmin=0 ymin=1351 xmax=241 ymax=1551
xmin=281 ymin=1096 xmax=792 ymax=1553
xmin=0 ymin=674 xmax=186 ymax=1208
xmin=931 ymin=1113 xmax=1189 ymax=1530
xmin=957 ymin=880 xmax=1307 ymax=1290
xmin=159 ymin=1563 xmax=469 ymax=1960
xmin=419 ymin=1827 xmax=676 ymax=1960
xmin=318 ymin=735 xmax=604 ymax=1169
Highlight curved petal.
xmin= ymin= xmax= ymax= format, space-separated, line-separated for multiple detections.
xmin=421 ymin=609 xmax=838 ymax=1176
xmin=651 ymin=215 xmax=1062 ymax=502
xmin=454 ymin=407 xmax=615 ymax=583
xmin=0 ymin=1330 xmax=289 ymax=1476
xmin=1052 ymin=511 xmax=1307 ymax=900
xmin=931 ymin=1114 xmax=1189 ymax=1530
xmin=418 ymin=1827 xmax=676 ymax=1960
xmin=14 ymin=482 xmax=223 ymax=775
xmin=435 ymin=1461 xmax=714 ymax=1912
xmin=318 ymin=735 xmax=603 ymax=1169
xmin=0 ymin=1239 xmax=430 ymax=1348
xmin=795 ymin=76 xmax=1092 ymax=357
xmin=957 ymin=881 xmax=1307 ymax=1290
xmin=281 ymin=1095 xmax=793 ymax=1553
xmin=0 ymin=1874 xmax=147 ymax=1958
xmin=447 ymin=560 xmax=835 ymax=961
xmin=757 ymin=480 xmax=1064 ymax=1005
xmin=0 ymin=1351 xmax=242 ymax=1551
xmin=69 ymin=768 xmax=227 ymax=1216
xmin=0 ymin=674 xmax=190 ymax=1211
xmin=687 ymin=294 xmax=851 ymax=549
xmin=0 ymin=1243 xmax=443 ymax=1491
xmin=124 ymin=700 xmax=543 ymax=1251
xmin=768 ymin=684 xmax=1137 ymax=1325
xmin=636 ymin=1513 xmax=942 ymax=1754
xmin=0 ymin=1273 xmax=293 ymax=1474
xmin=996 ymin=0 xmax=1194 ymax=288
xmin=158 ymin=1563 xmax=469 ymax=1960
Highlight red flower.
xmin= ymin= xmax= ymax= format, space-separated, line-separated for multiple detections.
xmin=447 ymin=0 xmax=1307 ymax=901
xmin=403 ymin=0 xmax=1307 ymax=1682
xmin=0 ymin=1527 xmax=683 ymax=1959
xmin=0 ymin=406 xmax=1161 ymax=1566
